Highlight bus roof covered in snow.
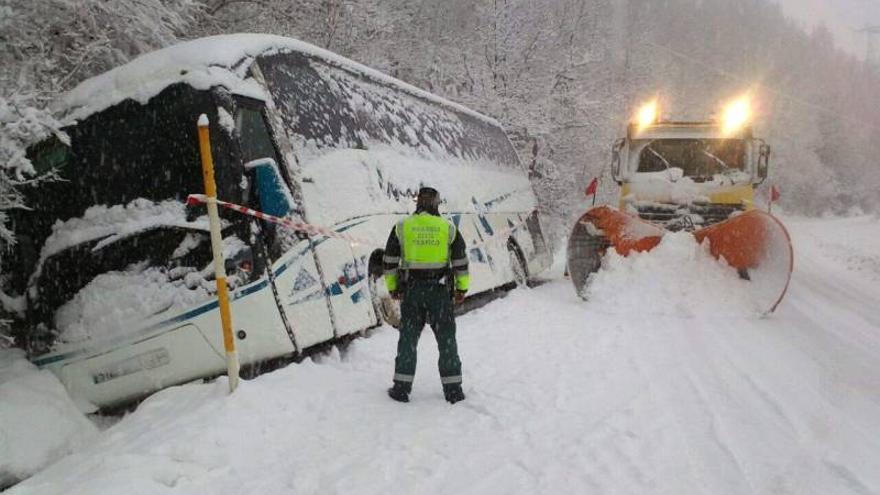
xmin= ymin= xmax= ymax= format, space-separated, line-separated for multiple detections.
xmin=58 ymin=34 xmax=500 ymax=127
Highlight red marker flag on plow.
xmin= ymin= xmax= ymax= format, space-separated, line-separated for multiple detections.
xmin=585 ymin=177 xmax=599 ymax=206
xmin=585 ymin=177 xmax=599 ymax=197
xmin=768 ymin=185 xmax=780 ymax=213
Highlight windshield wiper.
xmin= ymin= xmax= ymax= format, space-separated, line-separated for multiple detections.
xmin=646 ymin=146 xmax=677 ymax=181
xmin=701 ymin=149 xmax=731 ymax=173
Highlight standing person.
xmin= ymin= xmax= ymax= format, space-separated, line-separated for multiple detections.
xmin=382 ymin=186 xmax=469 ymax=404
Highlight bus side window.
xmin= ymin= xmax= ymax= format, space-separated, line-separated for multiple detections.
xmin=236 ymin=105 xmax=280 ymax=166
xmin=246 ymin=158 xmax=293 ymax=218
xmin=234 ymin=103 xmax=299 ymax=260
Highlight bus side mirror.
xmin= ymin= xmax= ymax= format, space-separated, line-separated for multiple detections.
xmin=245 ymin=158 xmax=295 ymax=218
xmin=756 ymin=142 xmax=770 ymax=184
xmin=611 ymin=138 xmax=625 ymax=184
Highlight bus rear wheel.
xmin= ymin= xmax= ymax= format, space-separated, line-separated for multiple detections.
xmin=508 ymin=242 xmax=528 ymax=287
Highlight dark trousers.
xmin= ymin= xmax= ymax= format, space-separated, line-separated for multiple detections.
xmin=393 ymin=279 xmax=462 ymax=393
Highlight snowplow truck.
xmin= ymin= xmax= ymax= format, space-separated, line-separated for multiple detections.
xmin=567 ymin=120 xmax=793 ymax=314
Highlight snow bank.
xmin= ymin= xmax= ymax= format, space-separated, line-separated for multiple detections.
xmin=0 ymin=349 xmax=97 ymax=489
xmin=58 ymin=34 xmax=497 ymax=127
xmin=585 ymin=232 xmax=759 ymax=316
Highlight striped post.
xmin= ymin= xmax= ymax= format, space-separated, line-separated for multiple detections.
xmin=197 ymin=114 xmax=240 ymax=393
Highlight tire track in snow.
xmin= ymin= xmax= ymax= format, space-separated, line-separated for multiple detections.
xmin=623 ymin=313 xmax=758 ymax=494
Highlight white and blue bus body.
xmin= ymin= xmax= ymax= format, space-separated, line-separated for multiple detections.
xmin=7 ymin=35 xmax=551 ymax=409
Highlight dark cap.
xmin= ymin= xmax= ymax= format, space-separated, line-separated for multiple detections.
xmin=416 ymin=186 xmax=440 ymax=213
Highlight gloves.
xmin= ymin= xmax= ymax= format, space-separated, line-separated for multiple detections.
xmin=454 ymin=290 xmax=467 ymax=305
xmin=390 ymin=290 xmax=402 ymax=301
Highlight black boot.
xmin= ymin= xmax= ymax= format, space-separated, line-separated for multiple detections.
xmin=444 ymin=385 xmax=465 ymax=404
xmin=387 ymin=383 xmax=410 ymax=403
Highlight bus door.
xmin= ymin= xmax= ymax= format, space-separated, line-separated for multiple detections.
xmin=307 ymin=225 xmax=376 ymax=337
xmin=298 ymin=162 xmax=377 ymax=337
xmin=235 ymin=101 xmax=336 ymax=350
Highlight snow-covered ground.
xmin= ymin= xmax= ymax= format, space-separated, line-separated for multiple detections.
xmin=0 ymin=349 xmax=97 ymax=488
xmin=5 ymin=214 xmax=880 ymax=494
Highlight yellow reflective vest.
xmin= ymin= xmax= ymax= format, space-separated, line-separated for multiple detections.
xmin=383 ymin=213 xmax=470 ymax=292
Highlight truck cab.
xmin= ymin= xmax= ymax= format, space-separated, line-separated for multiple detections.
xmin=611 ymin=121 xmax=770 ymax=231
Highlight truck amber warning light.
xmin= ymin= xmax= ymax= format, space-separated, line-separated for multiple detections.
xmin=634 ymin=98 xmax=659 ymax=131
xmin=721 ymin=94 xmax=752 ymax=136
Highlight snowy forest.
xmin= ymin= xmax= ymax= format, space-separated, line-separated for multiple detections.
xmin=3 ymin=2 xmax=880 ymax=493
xmin=2 ymin=0 xmax=879 ymax=241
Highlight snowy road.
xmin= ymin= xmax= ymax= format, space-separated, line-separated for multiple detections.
xmin=10 ymin=216 xmax=880 ymax=495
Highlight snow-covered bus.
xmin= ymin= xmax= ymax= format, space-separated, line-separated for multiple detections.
xmin=4 ymin=34 xmax=551 ymax=408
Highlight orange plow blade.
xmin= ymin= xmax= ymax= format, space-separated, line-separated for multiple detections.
xmin=567 ymin=206 xmax=793 ymax=314
xmin=567 ymin=206 xmax=664 ymax=298
xmin=692 ymin=209 xmax=794 ymax=314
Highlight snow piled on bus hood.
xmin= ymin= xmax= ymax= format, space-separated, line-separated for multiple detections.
xmin=39 ymin=199 xmax=208 ymax=264
xmin=58 ymin=34 xmax=498 ymax=126
xmin=29 ymin=198 xmax=213 ymax=309
xmin=52 ymin=234 xmax=249 ymax=348
xmin=0 ymin=348 xmax=97 ymax=489
xmin=40 ymin=197 xmax=251 ymax=347
xmin=53 ymin=263 xmax=211 ymax=346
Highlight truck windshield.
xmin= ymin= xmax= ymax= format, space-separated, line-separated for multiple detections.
xmin=638 ymin=139 xmax=746 ymax=179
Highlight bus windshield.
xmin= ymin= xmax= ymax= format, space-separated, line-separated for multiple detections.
xmin=637 ymin=139 xmax=746 ymax=180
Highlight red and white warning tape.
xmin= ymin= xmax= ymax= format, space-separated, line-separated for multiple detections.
xmin=186 ymin=194 xmax=373 ymax=246
xmin=187 ymin=194 xmax=532 ymax=251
